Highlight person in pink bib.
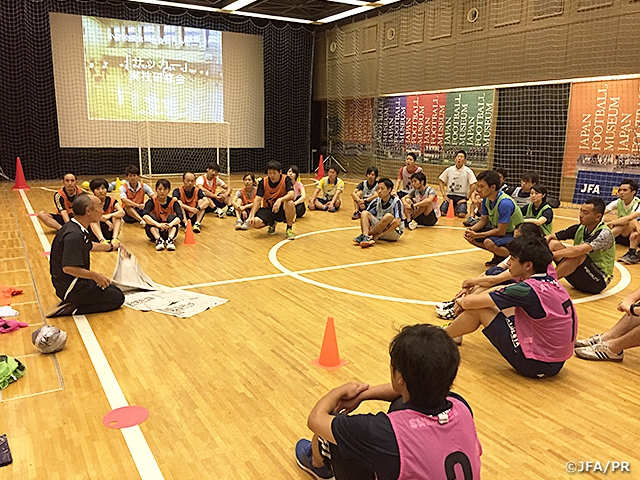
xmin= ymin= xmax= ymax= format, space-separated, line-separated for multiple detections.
xmin=295 ymin=324 xmax=482 ymax=480
xmin=445 ymin=235 xmax=577 ymax=378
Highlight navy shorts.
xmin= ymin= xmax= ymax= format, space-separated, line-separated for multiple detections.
xmin=123 ymin=207 xmax=144 ymax=223
xmin=205 ymin=197 xmax=226 ymax=212
xmin=615 ymin=234 xmax=631 ymax=247
xmin=440 ymin=195 xmax=468 ymax=216
xmin=472 ymin=227 xmax=514 ymax=247
xmin=483 ymin=312 xmax=565 ymax=378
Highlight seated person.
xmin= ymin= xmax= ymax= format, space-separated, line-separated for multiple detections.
xmin=509 ymin=170 xmax=539 ymax=209
xmin=353 ymin=178 xmax=404 ymax=248
xmin=604 ymin=179 xmax=640 ymax=264
xmin=546 ymin=197 xmax=615 ymax=294
xmin=196 ymin=163 xmax=233 ymax=218
xmin=88 ymin=178 xmax=124 ymax=245
xmin=295 ymin=324 xmax=482 ymax=480
xmin=46 ymin=194 xmax=125 ymax=318
xmin=120 ymin=165 xmax=155 ymax=225
xmin=445 ymin=236 xmax=576 ymax=378
xmin=142 ymin=179 xmax=183 ymax=251
xmin=463 ymin=188 xmax=482 ymax=227
xmin=247 ymin=161 xmax=295 ymax=240
xmin=351 ymin=166 xmax=379 ymax=220
xmin=309 ymin=166 xmax=344 ymax=212
xmin=522 ymin=184 xmax=554 ymax=236
xmin=287 ymin=165 xmax=307 ymax=220
xmin=496 ymin=167 xmax=510 ymax=193
xmin=233 ymin=173 xmax=257 ymax=230
xmin=173 ymin=172 xmax=207 ymax=233
xmin=402 ymin=172 xmax=439 ymax=230
xmin=395 ymin=152 xmax=422 ymax=199
xmin=37 ymin=173 xmax=84 ymax=231
xmin=464 ymin=170 xmax=524 ymax=267
xmin=574 ymin=285 xmax=640 ymax=362
xmin=436 ymin=223 xmax=544 ymax=320
xmin=438 ymin=150 xmax=477 ymax=218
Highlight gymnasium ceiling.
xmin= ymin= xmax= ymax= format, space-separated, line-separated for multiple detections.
xmin=129 ymin=0 xmax=405 ymax=26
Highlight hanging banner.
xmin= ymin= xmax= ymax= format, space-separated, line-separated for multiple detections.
xmin=443 ymin=89 xmax=494 ymax=165
xmin=564 ymin=79 xmax=640 ymax=176
xmin=374 ymin=96 xmax=406 ymax=154
xmin=404 ymin=93 xmax=446 ymax=154
xmin=344 ymin=98 xmax=373 ymax=145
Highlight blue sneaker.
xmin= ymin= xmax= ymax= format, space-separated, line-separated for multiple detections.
xmin=353 ymin=233 xmax=365 ymax=245
xmin=295 ymin=439 xmax=334 ymax=480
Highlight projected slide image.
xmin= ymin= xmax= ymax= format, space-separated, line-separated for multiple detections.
xmin=82 ymin=16 xmax=223 ymax=122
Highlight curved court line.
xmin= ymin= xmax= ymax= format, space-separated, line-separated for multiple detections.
xmin=268 ymin=226 xmax=632 ymax=306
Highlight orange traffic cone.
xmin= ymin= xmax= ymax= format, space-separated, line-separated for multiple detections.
xmin=184 ymin=219 xmax=196 ymax=245
xmin=446 ymin=199 xmax=455 ymax=219
xmin=312 ymin=316 xmax=348 ymax=370
xmin=12 ymin=157 xmax=30 ymax=190
xmin=315 ymin=155 xmax=325 ymax=181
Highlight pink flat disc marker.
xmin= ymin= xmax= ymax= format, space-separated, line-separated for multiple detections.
xmin=102 ymin=406 xmax=149 ymax=429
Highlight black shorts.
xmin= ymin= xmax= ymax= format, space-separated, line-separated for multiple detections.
xmin=564 ymin=255 xmax=609 ymax=294
xmin=256 ymin=207 xmax=286 ymax=226
xmin=88 ymin=222 xmax=114 ymax=242
xmin=483 ymin=312 xmax=565 ymax=378
xmin=397 ymin=191 xmax=409 ymax=199
xmin=50 ymin=213 xmax=67 ymax=227
xmin=123 ymin=207 xmax=144 ymax=223
xmin=295 ymin=203 xmax=306 ymax=218
xmin=615 ymin=234 xmax=631 ymax=247
xmin=145 ymin=214 xmax=178 ymax=240
xmin=414 ymin=210 xmax=438 ymax=226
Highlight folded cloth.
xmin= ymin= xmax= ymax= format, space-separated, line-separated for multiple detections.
xmin=0 ymin=319 xmax=29 ymax=334
xmin=0 ymin=306 xmax=19 ymax=317
xmin=0 ymin=285 xmax=23 ymax=306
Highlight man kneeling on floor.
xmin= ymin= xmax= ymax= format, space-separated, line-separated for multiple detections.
xmin=47 ymin=194 xmax=125 ymax=318
xmin=444 ymin=236 xmax=576 ymax=378
xmin=295 ymin=324 xmax=482 ymax=480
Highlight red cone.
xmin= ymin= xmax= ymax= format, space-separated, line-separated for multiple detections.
xmin=12 ymin=157 xmax=30 ymax=190
xmin=315 ymin=155 xmax=325 ymax=181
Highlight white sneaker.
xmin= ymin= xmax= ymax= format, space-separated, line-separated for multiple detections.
xmin=235 ymin=219 xmax=243 ymax=230
xmin=216 ymin=208 xmax=225 ymax=218
xmin=408 ymin=220 xmax=418 ymax=230
xmin=574 ymin=333 xmax=602 ymax=348
xmin=165 ymin=238 xmax=176 ymax=251
xmin=241 ymin=220 xmax=250 ymax=230
xmin=155 ymin=238 xmax=165 ymax=251
xmin=574 ymin=343 xmax=623 ymax=362
xmin=435 ymin=300 xmax=455 ymax=310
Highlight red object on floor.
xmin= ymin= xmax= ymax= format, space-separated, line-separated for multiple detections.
xmin=315 ymin=155 xmax=325 ymax=181
xmin=102 ymin=406 xmax=149 ymax=429
xmin=12 ymin=157 xmax=30 ymax=190
xmin=0 ymin=286 xmax=23 ymax=306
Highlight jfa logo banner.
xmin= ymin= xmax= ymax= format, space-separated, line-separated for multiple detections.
xmin=573 ymin=170 xmax=640 ymax=204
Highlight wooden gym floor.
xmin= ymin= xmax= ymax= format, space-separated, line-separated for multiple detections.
xmin=1 ymin=176 xmax=639 ymax=479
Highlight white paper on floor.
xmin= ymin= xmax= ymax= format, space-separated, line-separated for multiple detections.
xmin=111 ymin=249 xmax=227 ymax=318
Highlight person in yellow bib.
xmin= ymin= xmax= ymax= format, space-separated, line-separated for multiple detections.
xmin=309 ymin=166 xmax=344 ymax=212
xmin=464 ymin=170 xmax=524 ymax=267
xmin=546 ymin=198 xmax=615 ymax=294
xmin=604 ymin=179 xmax=640 ymax=264
xmin=521 ymin=184 xmax=554 ymax=236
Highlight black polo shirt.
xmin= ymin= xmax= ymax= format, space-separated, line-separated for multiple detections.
xmin=50 ymin=219 xmax=92 ymax=294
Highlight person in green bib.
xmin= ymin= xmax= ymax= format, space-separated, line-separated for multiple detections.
xmin=521 ymin=184 xmax=554 ymax=236
xmin=546 ymin=197 xmax=615 ymax=294
xmin=604 ymin=179 xmax=640 ymax=265
xmin=464 ymin=170 xmax=525 ymax=267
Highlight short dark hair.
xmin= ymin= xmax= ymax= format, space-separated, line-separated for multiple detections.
xmin=288 ymin=165 xmax=300 ymax=180
xmin=389 ymin=324 xmax=460 ymax=409
xmin=521 ymin=170 xmax=540 ymax=184
xmin=182 ymin=171 xmax=195 ymax=179
xmin=507 ymin=236 xmax=553 ymax=274
xmin=206 ymin=163 xmax=221 ymax=173
xmin=514 ymin=222 xmax=543 ymax=237
xmin=327 ymin=166 xmax=338 ymax=174
xmin=455 ymin=149 xmax=467 ymax=158
xmin=89 ymin=178 xmax=108 ymax=192
xmin=366 ymin=166 xmax=379 ymax=177
xmin=411 ymin=172 xmax=427 ymax=185
xmin=530 ymin=184 xmax=548 ymax=197
xmin=620 ymin=179 xmax=639 ymax=194
xmin=63 ymin=172 xmax=77 ymax=180
xmin=495 ymin=167 xmax=508 ymax=179
xmin=477 ymin=170 xmax=501 ymax=190
xmin=243 ymin=173 xmax=257 ymax=185
xmin=124 ymin=165 xmax=140 ymax=176
xmin=155 ymin=179 xmax=171 ymax=190
xmin=266 ymin=160 xmax=282 ymax=172
xmin=72 ymin=193 xmax=93 ymax=216
xmin=378 ymin=177 xmax=394 ymax=190
xmin=585 ymin=197 xmax=605 ymax=216
xmin=406 ymin=152 xmax=417 ymax=161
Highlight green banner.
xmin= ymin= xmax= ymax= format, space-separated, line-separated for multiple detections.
xmin=444 ymin=90 xmax=494 ymax=148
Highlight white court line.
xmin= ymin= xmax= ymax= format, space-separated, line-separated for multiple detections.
xmin=0 ymin=387 xmax=64 ymax=403
xmin=18 ymin=189 xmax=164 ymax=480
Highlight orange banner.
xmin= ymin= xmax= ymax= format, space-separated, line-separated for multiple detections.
xmin=564 ymin=79 xmax=640 ymax=175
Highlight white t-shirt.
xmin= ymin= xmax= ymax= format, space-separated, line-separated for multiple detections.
xmin=196 ymin=175 xmax=226 ymax=191
xmin=438 ymin=165 xmax=477 ymax=197
xmin=605 ymin=198 xmax=640 ymax=217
